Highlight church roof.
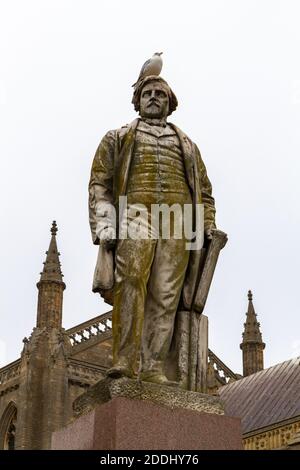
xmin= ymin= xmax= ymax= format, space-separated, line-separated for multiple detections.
xmin=219 ymin=356 xmax=300 ymax=434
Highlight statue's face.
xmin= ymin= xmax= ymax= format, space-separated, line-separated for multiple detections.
xmin=139 ymin=82 xmax=169 ymax=119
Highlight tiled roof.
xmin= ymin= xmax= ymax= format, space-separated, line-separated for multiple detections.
xmin=219 ymin=357 xmax=300 ymax=434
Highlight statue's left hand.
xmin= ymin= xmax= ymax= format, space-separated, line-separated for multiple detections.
xmin=99 ymin=226 xmax=116 ymax=250
xmin=205 ymin=226 xmax=217 ymax=240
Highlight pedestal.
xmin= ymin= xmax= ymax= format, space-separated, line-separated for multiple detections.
xmin=51 ymin=378 xmax=243 ymax=450
xmin=52 ymin=396 xmax=242 ymax=450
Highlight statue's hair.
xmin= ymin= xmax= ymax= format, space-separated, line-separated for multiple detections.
xmin=132 ymin=76 xmax=178 ymax=116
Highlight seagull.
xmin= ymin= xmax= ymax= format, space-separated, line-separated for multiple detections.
xmin=132 ymin=52 xmax=163 ymax=87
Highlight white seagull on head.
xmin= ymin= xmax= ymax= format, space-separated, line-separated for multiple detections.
xmin=132 ymin=52 xmax=163 ymax=87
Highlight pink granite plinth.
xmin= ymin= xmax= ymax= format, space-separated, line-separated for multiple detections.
xmin=52 ymin=397 xmax=242 ymax=450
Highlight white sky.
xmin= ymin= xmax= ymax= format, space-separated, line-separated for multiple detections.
xmin=1 ymin=0 xmax=300 ymax=374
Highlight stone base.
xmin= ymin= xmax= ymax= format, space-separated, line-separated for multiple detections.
xmin=52 ymin=378 xmax=243 ymax=450
xmin=52 ymin=397 xmax=242 ymax=450
xmin=73 ymin=376 xmax=224 ymax=417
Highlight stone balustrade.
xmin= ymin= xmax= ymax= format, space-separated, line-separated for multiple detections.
xmin=66 ymin=311 xmax=112 ymax=347
xmin=208 ymin=349 xmax=239 ymax=384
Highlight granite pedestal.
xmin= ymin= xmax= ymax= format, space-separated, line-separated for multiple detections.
xmin=51 ymin=377 xmax=243 ymax=450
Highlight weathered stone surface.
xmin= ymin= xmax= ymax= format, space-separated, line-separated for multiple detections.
xmin=196 ymin=314 xmax=208 ymax=392
xmin=73 ymin=376 xmax=224 ymax=417
xmin=89 ymin=75 xmax=225 ymax=393
xmin=286 ymin=430 xmax=300 ymax=450
xmin=165 ymin=312 xmax=208 ymax=392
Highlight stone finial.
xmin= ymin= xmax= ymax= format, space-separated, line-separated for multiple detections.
xmin=248 ymin=290 xmax=253 ymax=301
xmin=51 ymin=220 xmax=58 ymax=236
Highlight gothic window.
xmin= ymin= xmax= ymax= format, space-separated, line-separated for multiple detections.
xmin=0 ymin=402 xmax=17 ymax=450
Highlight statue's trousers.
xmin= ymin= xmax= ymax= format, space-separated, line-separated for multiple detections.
xmin=112 ymin=236 xmax=190 ymax=374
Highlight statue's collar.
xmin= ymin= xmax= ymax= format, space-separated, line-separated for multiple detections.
xmin=140 ymin=117 xmax=167 ymax=128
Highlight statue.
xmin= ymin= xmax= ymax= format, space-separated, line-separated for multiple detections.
xmin=89 ymin=74 xmax=227 ymax=388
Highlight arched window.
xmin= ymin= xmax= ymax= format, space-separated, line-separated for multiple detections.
xmin=0 ymin=402 xmax=17 ymax=450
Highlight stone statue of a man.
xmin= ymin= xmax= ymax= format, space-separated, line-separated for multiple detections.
xmin=89 ymin=76 xmax=216 ymax=386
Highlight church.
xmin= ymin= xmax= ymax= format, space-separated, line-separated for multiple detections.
xmin=0 ymin=222 xmax=299 ymax=450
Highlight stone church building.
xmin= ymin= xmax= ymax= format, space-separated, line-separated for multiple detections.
xmin=0 ymin=223 xmax=299 ymax=450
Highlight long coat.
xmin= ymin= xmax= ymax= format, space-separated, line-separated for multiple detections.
xmin=89 ymin=118 xmax=216 ymax=307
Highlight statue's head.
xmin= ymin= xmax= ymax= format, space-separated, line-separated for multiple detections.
xmin=132 ymin=76 xmax=178 ymax=118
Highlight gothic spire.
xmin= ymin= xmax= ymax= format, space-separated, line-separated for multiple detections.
xmin=39 ymin=221 xmax=64 ymax=283
xmin=241 ymin=290 xmax=264 ymax=344
xmin=240 ymin=290 xmax=265 ymax=376
xmin=36 ymin=221 xmax=65 ymax=329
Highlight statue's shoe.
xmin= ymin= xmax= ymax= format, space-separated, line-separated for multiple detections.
xmin=139 ymin=372 xmax=178 ymax=387
xmin=106 ymin=365 xmax=133 ymax=379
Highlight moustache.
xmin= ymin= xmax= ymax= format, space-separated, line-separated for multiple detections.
xmin=147 ymin=99 xmax=160 ymax=108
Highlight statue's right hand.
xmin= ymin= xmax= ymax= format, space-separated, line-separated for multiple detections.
xmin=99 ymin=226 xmax=116 ymax=248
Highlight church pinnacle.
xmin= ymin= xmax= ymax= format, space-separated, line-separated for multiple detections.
xmin=39 ymin=221 xmax=64 ymax=283
xmin=36 ymin=221 xmax=66 ymax=328
xmin=240 ymin=290 xmax=265 ymax=376
xmin=242 ymin=290 xmax=264 ymax=343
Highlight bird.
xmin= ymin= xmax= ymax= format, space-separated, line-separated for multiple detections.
xmin=132 ymin=52 xmax=163 ymax=87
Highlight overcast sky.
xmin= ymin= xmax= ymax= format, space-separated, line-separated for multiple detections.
xmin=1 ymin=0 xmax=300 ymax=374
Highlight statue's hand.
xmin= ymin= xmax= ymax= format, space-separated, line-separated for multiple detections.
xmin=205 ymin=226 xmax=217 ymax=240
xmin=99 ymin=226 xmax=116 ymax=249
